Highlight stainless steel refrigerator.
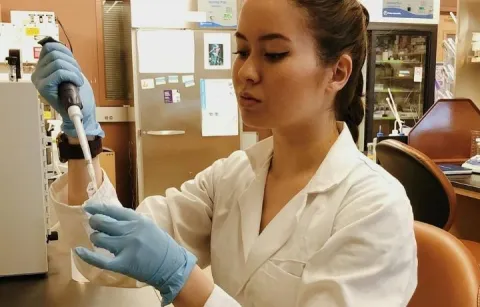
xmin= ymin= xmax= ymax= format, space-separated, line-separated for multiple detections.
xmin=131 ymin=1 xmax=242 ymax=201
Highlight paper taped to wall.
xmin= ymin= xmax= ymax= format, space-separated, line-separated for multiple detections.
xmin=137 ymin=29 xmax=195 ymax=74
xmin=204 ymin=33 xmax=232 ymax=70
xmin=200 ymin=79 xmax=238 ymax=136
xmin=198 ymin=0 xmax=238 ymax=28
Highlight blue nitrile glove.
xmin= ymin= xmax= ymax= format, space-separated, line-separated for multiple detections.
xmin=75 ymin=201 xmax=197 ymax=306
xmin=31 ymin=42 xmax=104 ymax=138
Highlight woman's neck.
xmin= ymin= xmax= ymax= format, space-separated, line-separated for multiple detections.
xmin=270 ymin=120 xmax=339 ymax=178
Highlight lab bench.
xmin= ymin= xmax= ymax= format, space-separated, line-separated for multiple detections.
xmin=450 ymin=173 xmax=480 ymax=197
xmin=0 ymin=240 xmax=161 ymax=307
xmin=447 ymin=174 xmax=480 ymax=244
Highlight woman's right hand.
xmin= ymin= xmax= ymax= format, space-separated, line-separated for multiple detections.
xmin=32 ymin=42 xmax=104 ymax=138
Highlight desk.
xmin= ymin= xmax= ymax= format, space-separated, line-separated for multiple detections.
xmin=0 ymin=240 xmax=161 ymax=307
xmin=448 ymin=174 xmax=480 ymax=242
xmin=450 ymin=174 xmax=480 ymax=200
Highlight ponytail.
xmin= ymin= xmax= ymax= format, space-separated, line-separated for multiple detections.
xmin=335 ymin=71 xmax=365 ymax=143
xmin=345 ymin=75 xmax=365 ymax=142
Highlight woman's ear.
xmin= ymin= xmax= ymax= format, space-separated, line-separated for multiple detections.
xmin=328 ymin=54 xmax=353 ymax=92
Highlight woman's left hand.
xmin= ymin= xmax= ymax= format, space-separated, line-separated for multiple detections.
xmin=75 ymin=201 xmax=197 ymax=306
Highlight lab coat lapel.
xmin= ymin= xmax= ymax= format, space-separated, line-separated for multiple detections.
xmin=238 ymin=191 xmax=308 ymax=293
xmin=238 ymin=171 xmax=267 ymax=261
xmin=239 ymin=137 xmax=274 ymax=262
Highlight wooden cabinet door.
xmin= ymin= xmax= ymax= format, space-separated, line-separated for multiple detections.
xmin=441 ymin=0 xmax=458 ymax=13
xmin=437 ymin=14 xmax=457 ymax=62
xmin=0 ymin=0 xmax=99 ymax=100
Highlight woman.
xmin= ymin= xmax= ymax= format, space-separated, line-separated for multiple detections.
xmin=32 ymin=0 xmax=417 ymax=306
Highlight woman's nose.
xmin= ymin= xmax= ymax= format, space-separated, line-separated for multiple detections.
xmin=237 ymin=57 xmax=260 ymax=84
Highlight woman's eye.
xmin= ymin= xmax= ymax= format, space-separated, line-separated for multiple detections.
xmin=233 ymin=50 xmax=249 ymax=59
xmin=265 ymin=52 xmax=289 ymax=62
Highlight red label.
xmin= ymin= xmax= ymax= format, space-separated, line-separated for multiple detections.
xmin=33 ymin=47 xmax=42 ymax=59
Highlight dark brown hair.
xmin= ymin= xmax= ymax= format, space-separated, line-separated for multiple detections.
xmin=293 ymin=0 xmax=369 ymax=142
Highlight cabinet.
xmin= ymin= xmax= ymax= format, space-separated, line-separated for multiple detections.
xmin=456 ymin=0 xmax=480 ymax=108
xmin=441 ymin=0 xmax=458 ymax=13
xmin=437 ymin=14 xmax=457 ymax=62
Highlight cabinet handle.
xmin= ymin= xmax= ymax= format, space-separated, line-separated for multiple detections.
xmin=141 ymin=130 xmax=185 ymax=136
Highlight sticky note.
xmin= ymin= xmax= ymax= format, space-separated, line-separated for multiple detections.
xmin=185 ymin=80 xmax=196 ymax=88
xmin=141 ymin=79 xmax=155 ymax=89
xmin=182 ymin=75 xmax=194 ymax=83
xmin=168 ymin=76 xmax=179 ymax=83
xmin=155 ymin=77 xmax=166 ymax=85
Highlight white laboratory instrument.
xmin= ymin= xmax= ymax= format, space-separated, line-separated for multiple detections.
xmin=463 ymin=138 xmax=480 ymax=173
xmin=0 ymin=81 xmax=49 ymax=276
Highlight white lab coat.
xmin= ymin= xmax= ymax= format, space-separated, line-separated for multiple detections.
xmin=51 ymin=122 xmax=417 ymax=307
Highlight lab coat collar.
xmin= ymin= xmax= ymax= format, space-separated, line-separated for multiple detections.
xmin=307 ymin=122 xmax=361 ymax=193
xmin=244 ymin=122 xmax=360 ymax=193
xmin=244 ymin=136 xmax=274 ymax=174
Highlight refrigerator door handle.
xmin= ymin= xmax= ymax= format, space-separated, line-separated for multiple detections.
xmin=141 ymin=130 xmax=186 ymax=136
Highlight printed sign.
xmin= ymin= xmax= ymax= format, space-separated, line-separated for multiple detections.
xmin=198 ymin=0 xmax=237 ymax=28
xmin=383 ymin=0 xmax=434 ymax=19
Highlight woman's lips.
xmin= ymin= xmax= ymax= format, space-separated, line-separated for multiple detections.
xmin=239 ymin=97 xmax=261 ymax=108
xmin=239 ymin=92 xmax=261 ymax=108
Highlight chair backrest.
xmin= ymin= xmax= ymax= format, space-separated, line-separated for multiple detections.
xmin=376 ymin=139 xmax=456 ymax=230
xmin=409 ymin=221 xmax=480 ymax=307
xmin=408 ymin=98 xmax=480 ymax=164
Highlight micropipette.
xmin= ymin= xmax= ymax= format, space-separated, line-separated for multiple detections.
xmin=38 ymin=37 xmax=98 ymax=195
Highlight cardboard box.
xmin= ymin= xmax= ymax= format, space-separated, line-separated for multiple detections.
xmin=0 ymin=5 xmax=2 ymax=22
xmin=99 ymin=149 xmax=116 ymax=189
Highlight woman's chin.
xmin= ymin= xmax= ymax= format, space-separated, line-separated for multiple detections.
xmin=241 ymin=117 xmax=270 ymax=131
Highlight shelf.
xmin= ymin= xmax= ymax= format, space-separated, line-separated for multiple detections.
xmin=373 ymin=116 xmax=418 ymax=121
xmin=392 ymin=52 xmax=426 ymax=56
xmin=376 ymin=61 xmax=422 ymax=65
xmin=375 ymin=89 xmax=421 ymax=93
xmin=378 ymin=76 xmax=415 ymax=80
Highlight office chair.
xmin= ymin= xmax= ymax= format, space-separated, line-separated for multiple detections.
xmin=376 ymin=139 xmax=455 ymax=230
xmin=409 ymin=221 xmax=480 ymax=307
xmin=376 ymin=139 xmax=480 ymax=264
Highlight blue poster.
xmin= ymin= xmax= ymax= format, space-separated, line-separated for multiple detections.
xmin=199 ymin=0 xmax=237 ymax=28
xmin=383 ymin=0 xmax=434 ymax=19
